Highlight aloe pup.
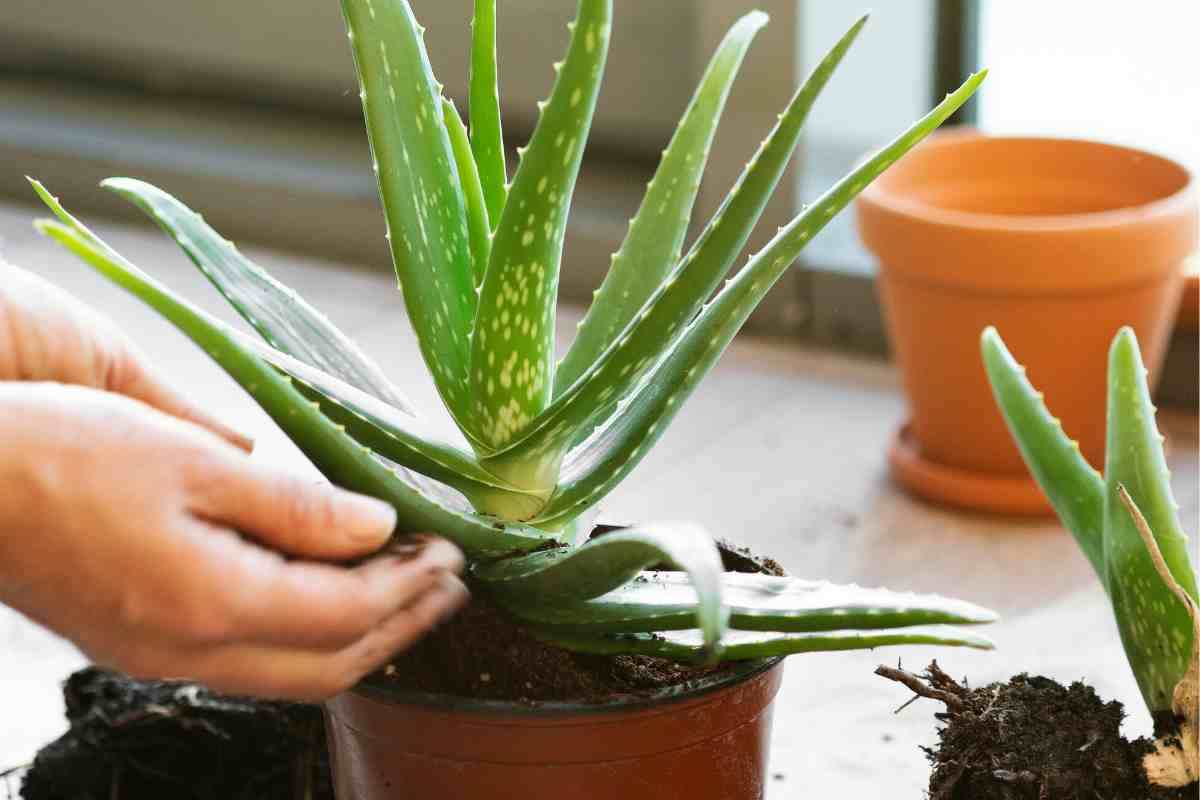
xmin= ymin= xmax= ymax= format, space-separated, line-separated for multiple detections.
xmin=29 ymin=0 xmax=994 ymax=668
xmin=984 ymin=326 xmax=1198 ymax=787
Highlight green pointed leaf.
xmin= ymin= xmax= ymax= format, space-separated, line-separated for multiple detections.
xmin=981 ymin=327 xmax=1106 ymax=577
xmin=97 ymin=177 xmax=417 ymax=413
xmin=527 ymin=72 xmax=988 ymax=524
xmin=475 ymin=523 xmax=727 ymax=656
xmin=1103 ymin=327 xmax=1198 ymax=713
xmin=482 ymin=17 xmax=874 ymax=479
xmin=469 ymin=0 xmax=508 ymax=226
xmin=554 ymin=10 xmax=770 ymax=394
xmin=254 ymin=346 xmax=544 ymax=516
xmin=441 ymin=98 xmax=492 ymax=287
xmin=542 ymin=625 xmax=995 ymax=661
xmin=469 ymin=0 xmax=612 ymax=454
xmin=31 ymin=204 xmax=554 ymax=558
xmin=504 ymin=571 xmax=998 ymax=634
xmin=341 ymin=0 xmax=479 ymax=436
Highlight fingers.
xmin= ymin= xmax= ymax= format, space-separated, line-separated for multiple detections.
xmin=196 ymin=527 xmax=464 ymax=651
xmin=186 ymin=455 xmax=399 ymax=560
xmin=127 ymin=572 xmax=470 ymax=701
xmin=116 ymin=361 xmax=255 ymax=453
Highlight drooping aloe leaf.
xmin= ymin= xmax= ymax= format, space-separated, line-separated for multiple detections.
xmin=525 ymin=72 xmax=989 ymax=524
xmin=482 ymin=18 xmax=885 ymax=479
xmin=542 ymin=625 xmax=995 ymax=661
xmin=95 ymin=177 xmax=417 ymax=414
xmin=31 ymin=205 xmax=554 ymax=558
xmin=503 ymin=571 xmax=998 ymax=634
xmin=469 ymin=0 xmax=612 ymax=455
xmin=469 ymin=0 xmax=507 ymax=226
xmin=475 ymin=524 xmax=727 ymax=656
xmin=981 ymin=327 xmax=1106 ymax=577
xmin=554 ymin=10 xmax=771 ymax=394
xmin=441 ymin=98 xmax=492 ymax=287
xmin=341 ymin=0 xmax=480 ymax=436
xmin=1102 ymin=327 xmax=1197 ymax=713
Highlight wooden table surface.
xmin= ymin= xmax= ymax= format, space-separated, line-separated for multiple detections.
xmin=1 ymin=199 xmax=1196 ymax=796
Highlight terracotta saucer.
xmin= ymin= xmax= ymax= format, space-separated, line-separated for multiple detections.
xmin=887 ymin=423 xmax=1054 ymax=516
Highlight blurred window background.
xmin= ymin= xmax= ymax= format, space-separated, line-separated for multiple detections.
xmin=0 ymin=1 xmax=1194 ymax=360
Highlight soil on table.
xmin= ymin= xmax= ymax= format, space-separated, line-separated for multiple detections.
xmin=877 ymin=661 xmax=1197 ymax=800
xmin=18 ymin=668 xmax=330 ymax=800
xmin=376 ymin=533 xmax=786 ymax=703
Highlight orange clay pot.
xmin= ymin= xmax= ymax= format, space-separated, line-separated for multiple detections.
xmin=324 ymin=659 xmax=783 ymax=800
xmin=856 ymin=132 xmax=1197 ymax=515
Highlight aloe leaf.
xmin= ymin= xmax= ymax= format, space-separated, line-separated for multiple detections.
xmin=554 ymin=10 xmax=771 ymax=394
xmin=542 ymin=625 xmax=995 ymax=661
xmin=503 ymin=571 xmax=997 ymax=634
xmin=96 ymin=177 xmax=417 ymax=413
xmin=1102 ymin=327 xmax=1197 ymax=713
xmin=33 ymin=177 xmax=519 ymax=506
xmin=475 ymin=524 xmax=727 ymax=656
xmin=981 ymin=327 xmax=1106 ymax=577
xmin=341 ymin=0 xmax=479 ymax=436
xmin=469 ymin=0 xmax=612 ymax=455
xmin=482 ymin=18 xmax=878 ymax=477
xmin=32 ymin=211 xmax=554 ymax=558
xmin=526 ymin=72 xmax=988 ymax=523
xmin=257 ymin=349 xmax=544 ymax=514
xmin=441 ymin=98 xmax=492 ymax=287
xmin=469 ymin=0 xmax=508 ymax=225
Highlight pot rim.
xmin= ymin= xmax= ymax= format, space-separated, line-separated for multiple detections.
xmin=350 ymin=655 xmax=783 ymax=717
xmin=858 ymin=133 xmax=1196 ymax=234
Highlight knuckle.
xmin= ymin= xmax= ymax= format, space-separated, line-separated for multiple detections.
xmin=282 ymin=481 xmax=338 ymax=537
xmin=180 ymin=452 xmax=233 ymax=503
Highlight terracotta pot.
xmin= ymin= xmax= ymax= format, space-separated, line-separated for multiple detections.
xmin=324 ymin=659 xmax=783 ymax=799
xmin=856 ymin=132 xmax=1197 ymax=514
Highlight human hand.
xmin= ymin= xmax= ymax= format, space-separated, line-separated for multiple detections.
xmin=0 ymin=383 xmax=468 ymax=700
xmin=0 ymin=259 xmax=252 ymax=450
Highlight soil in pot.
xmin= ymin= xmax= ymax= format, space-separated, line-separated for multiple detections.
xmin=877 ymin=661 xmax=1197 ymax=799
xmin=18 ymin=667 xmax=331 ymax=800
xmin=376 ymin=535 xmax=787 ymax=703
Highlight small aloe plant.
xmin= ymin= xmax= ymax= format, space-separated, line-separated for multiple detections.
xmin=983 ymin=327 xmax=1198 ymax=786
xmin=28 ymin=0 xmax=995 ymax=665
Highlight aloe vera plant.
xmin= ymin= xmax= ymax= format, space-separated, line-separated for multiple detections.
xmin=983 ymin=327 xmax=1198 ymax=786
xmin=29 ymin=1 xmax=996 ymax=667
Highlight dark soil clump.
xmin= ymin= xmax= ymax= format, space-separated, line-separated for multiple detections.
xmin=377 ymin=588 xmax=733 ymax=702
xmin=877 ymin=661 xmax=1197 ymax=800
xmin=19 ymin=668 xmax=330 ymax=800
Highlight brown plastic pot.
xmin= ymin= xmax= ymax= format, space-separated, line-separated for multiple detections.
xmin=856 ymin=132 xmax=1197 ymax=515
xmin=324 ymin=658 xmax=783 ymax=799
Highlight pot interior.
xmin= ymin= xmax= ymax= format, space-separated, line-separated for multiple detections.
xmin=872 ymin=134 xmax=1192 ymax=221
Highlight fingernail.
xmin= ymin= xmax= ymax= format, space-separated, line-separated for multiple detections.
xmin=417 ymin=539 xmax=465 ymax=574
xmin=386 ymin=533 xmax=435 ymax=562
xmin=436 ymin=577 xmax=470 ymax=623
xmin=344 ymin=493 xmax=397 ymax=543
